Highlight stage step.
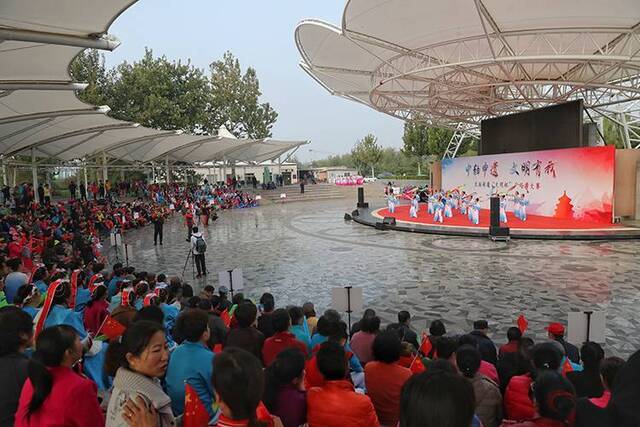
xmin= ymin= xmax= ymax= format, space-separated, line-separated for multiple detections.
xmin=255 ymin=183 xmax=347 ymax=203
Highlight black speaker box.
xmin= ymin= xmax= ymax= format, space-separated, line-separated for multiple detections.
xmin=383 ymin=217 xmax=396 ymax=226
xmin=344 ymin=213 xmax=352 ymax=221
xmin=375 ymin=222 xmax=386 ymax=230
xmin=357 ymin=187 xmax=368 ymax=208
xmin=351 ymin=209 xmax=359 ymax=217
xmin=489 ymin=226 xmax=510 ymax=237
xmin=489 ymin=196 xmax=500 ymax=227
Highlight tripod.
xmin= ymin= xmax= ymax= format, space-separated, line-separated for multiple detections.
xmin=181 ymin=248 xmax=196 ymax=280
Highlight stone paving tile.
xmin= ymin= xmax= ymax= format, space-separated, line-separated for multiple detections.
xmin=109 ymin=198 xmax=640 ymax=358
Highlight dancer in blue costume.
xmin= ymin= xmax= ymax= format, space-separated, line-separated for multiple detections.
xmin=513 ymin=192 xmax=522 ymax=220
xmin=471 ymin=198 xmax=481 ymax=225
xmin=520 ymin=194 xmax=529 ymax=221
xmin=387 ymin=189 xmax=397 ymax=214
xmin=409 ymin=194 xmax=419 ymax=218
xmin=433 ymin=197 xmax=445 ymax=223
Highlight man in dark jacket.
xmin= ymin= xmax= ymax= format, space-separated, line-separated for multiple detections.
xmin=469 ymin=320 xmax=497 ymax=366
xmin=396 ymin=310 xmax=420 ymax=351
xmin=546 ymin=322 xmax=580 ymax=364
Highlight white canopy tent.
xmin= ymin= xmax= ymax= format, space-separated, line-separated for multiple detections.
xmin=0 ymin=0 xmax=307 ymax=200
xmin=296 ymin=0 xmax=640 ymax=156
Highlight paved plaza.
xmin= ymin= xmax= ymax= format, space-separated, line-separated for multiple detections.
xmin=114 ymin=195 xmax=640 ymax=357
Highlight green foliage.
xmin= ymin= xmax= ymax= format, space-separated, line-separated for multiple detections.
xmin=603 ymin=117 xmax=626 ymax=148
xmin=206 ymin=51 xmax=278 ymax=138
xmin=350 ymin=134 xmax=383 ymax=176
xmin=69 ymin=49 xmax=277 ymax=138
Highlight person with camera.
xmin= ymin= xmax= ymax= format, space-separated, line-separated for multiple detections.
xmin=190 ymin=226 xmax=207 ymax=278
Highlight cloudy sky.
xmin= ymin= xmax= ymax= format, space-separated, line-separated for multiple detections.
xmin=105 ymin=0 xmax=404 ymax=161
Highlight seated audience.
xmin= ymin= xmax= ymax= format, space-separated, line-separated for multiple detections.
xmin=288 ymin=306 xmax=311 ymax=350
xmin=500 ymin=327 xmax=523 ymax=357
xmin=307 ymin=341 xmax=379 ymax=427
xmin=262 ymin=308 xmax=308 ymax=366
xmin=365 ymin=331 xmax=413 ymax=426
xmin=546 ymin=322 xmax=580 ymax=364
xmin=470 ymin=320 xmax=497 ymax=365
xmin=15 ymin=325 xmax=103 ymax=426
xmin=567 ymin=341 xmax=605 ymax=398
xmin=350 ymin=315 xmax=380 ymax=365
xmin=263 ymin=348 xmax=307 ymax=427
xmin=226 ymin=302 xmax=265 ymax=360
xmin=588 ymin=356 xmax=625 ymax=408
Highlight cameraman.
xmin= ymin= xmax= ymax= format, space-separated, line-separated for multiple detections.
xmin=190 ymin=226 xmax=207 ymax=278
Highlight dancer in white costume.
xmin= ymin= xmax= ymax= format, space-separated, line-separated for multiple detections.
xmin=520 ymin=194 xmax=529 ymax=221
xmin=409 ymin=194 xmax=419 ymax=218
xmin=471 ymin=198 xmax=481 ymax=225
xmin=387 ymin=189 xmax=398 ymax=214
xmin=433 ymin=197 xmax=445 ymax=223
xmin=444 ymin=195 xmax=454 ymax=218
xmin=499 ymin=194 xmax=508 ymax=223
xmin=513 ymin=192 xmax=522 ymax=220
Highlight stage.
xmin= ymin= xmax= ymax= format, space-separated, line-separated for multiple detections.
xmin=352 ymin=204 xmax=640 ymax=240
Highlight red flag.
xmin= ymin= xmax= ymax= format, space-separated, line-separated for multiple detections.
xmin=68 ymin=269 xmax=81 ymax=310
xmin=212 ymin=344 xmax=223 ymax=354
xmin=409 ymin=355 xmax=426 ymax=374
xmin=98 ymin=314 xmax=126 ymax=340
xmin=33 ymin=279 xmax=64 ymax=339
xmin=220 ymin=309 xmax=231 ymax=328
xmin=183 ymin=383 xmax=210 ymax=427
xmin=256 ymin=401 xmax=274 ymax=427
xmin=517 ymin=314 xmax=529 ymax=334
xmin=419 ymin=333 xmax=433 ymax=356
xmin=561 ymin=358 xmax=574 ymax=377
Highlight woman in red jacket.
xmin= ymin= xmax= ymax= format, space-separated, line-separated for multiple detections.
xmin=83 ymin=285 xmax=109 ymax=337
xmin=502 ymin=371 xmax=576 ymax=427
xmin=15 ymin=325 xmax=104 ymax=426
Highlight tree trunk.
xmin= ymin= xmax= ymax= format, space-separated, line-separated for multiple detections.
xmin=371 ymin=165 xmax=375 ymax=178
xmin=417 ymin=160 xmax=422 ymax=176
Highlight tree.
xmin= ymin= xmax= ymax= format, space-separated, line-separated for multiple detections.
xmin=69 ymin=49 xmax=109 ymax=106
xmin=603 ymin=117 xmax=626 ymax=148
xmin=402 ymin=122 xmax=430 ymax=175
xmin=207 ymin=51 xmax=278 ymax=138
xmin=103 ymin=48 xmax=210 ymax=132
xmin=351 ymin=134 xmax=383 ymax=177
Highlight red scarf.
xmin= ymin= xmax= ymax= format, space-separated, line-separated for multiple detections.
xmin=33 ymin=279 xmax=64 ymax=339
xmin=68 ymin=269 xmax=81 ymax=310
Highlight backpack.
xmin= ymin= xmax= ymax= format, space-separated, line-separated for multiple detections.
xmin=195 ymin=235 xmax=207 ymax=253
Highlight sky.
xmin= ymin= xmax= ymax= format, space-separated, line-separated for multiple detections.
xmin=104 ymin=0 xmax=404 ymax=162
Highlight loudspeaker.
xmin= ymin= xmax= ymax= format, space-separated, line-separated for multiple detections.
xmin=490 ymin=196 xmax=500 ymax=227
xmin=489 ymin=226 xmax=510 ymax=237
xmin=357 ymin=187 xmax=368 ymax=208
xmin=344 ymin=213 xmax=352 ymax=221
xmin=383 ymin=217 xmax=396 ymax=226
xmin=351 ymin=209 xmax=359 ymax=217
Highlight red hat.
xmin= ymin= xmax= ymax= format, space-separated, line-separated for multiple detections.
xmin=545 ymin=322 xmax=565 ymax=335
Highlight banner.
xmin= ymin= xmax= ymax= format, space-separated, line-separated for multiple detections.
xmin=442 ymin=146 xmax=614 ymax=223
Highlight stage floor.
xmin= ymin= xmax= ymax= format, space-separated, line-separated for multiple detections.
xmin=353 ymin=204 xmax=640 ymax=240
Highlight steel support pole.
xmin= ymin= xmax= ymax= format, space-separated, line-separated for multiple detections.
xmin=1 ymin=158 xmax=6 ymax=187
xmin=83 ymin=164 xmax=88 ymax=190
xmin=31 ymin=148 xmax=39 ymax=203
xmin=165 ymin=156 xmax=171 ymax=184
xmin=151 ymin=162 xmax=156 ymax=182
xmin=102 ymin=152 xmax=108 ymax=182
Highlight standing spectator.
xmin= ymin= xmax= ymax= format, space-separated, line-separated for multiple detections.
xmin=166 ymin=309 xmax=216 ymax=419
xmin=399 ymin=370 xmax=476 ymax=427
xmin=43 ymin=184 xmax=51 ymax=205
xmin=105 ymin=321 xmax=174 ymax=427
xmin=79 ymin=182 xmax=87 ymax=201
xmin=190 ymin=227 xmax=207 ymax=278
xmin=15 ymin=325 xmax=103 ymax=426
xmin=262 ymin=309 xmax=308 ymax=366
xmin=567 ymin=342 xmax=605 ymax=398
xmin=365 ymin=331 xmax=413 ymax=426
xmin=225 ymin=302 xmax=265 ymax=359
xmin=152 ymin=209 xmax=164 ymax=246
xmin=350 ymin=315 xmax=380 ymax=365
xmin=37 ymin=184 xmax=44 ymax=205
xmin=263 ymin=348 xmax=307 ymax=427
xmin=396 ymin=310 xmax=420 ymax=351
xmin=68 ymin=180 xmax=77 ymax=199
xmin=546 ymin=322 xmax=580 ymax=364
xmin=500 ymin=327 xmax=523 ymax=358
xmin=4 ymin=258 xmax=28 ymax=304
xmin=99 ymin=181 xmax=105 ymax=199
xmin=0 ymin=307 xmax=33 ymax=426
xmin=184 ymin=210 xmax=194 ymax=242
xmin=307 ymin=342 xmax=379 ymax=427
xmin=470 ymin=320 xmax=497 ymax=365
xmin=257 ymin=292 xmax=276 ymax=338
xmin=457 ymin=345 xmax=503 ymax=427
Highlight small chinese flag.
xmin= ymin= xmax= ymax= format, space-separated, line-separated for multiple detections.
xmin=419 ymin=333 xmax=433 ymax=357
xmin=99 ymin=315 xmax=126 ymax=340
xmin=409 ymin=356 xmax=426 ymax=374
xmin=561 ymin=358 xmax=574 ymax=377
xmin=183 ymin=383 xmax=210 ymax=427
xmin=220 ymin=309 xmax=231 ymax=328
xmin=256 ymin=401 xmax=274 ymax=427
xmin=517 ymin=314 xmax=529 ymax=334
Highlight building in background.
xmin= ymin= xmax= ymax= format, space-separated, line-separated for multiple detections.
xmin=194 ymin=161 xmax=298 ymax=185
xmin=310 ymin=166 xmax=359 ymax=183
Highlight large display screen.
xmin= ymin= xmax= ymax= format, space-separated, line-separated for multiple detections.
xmin=480 ymin=100 xmax=584 ymax=155
xmin=442 ymin=146 xmax=614 ymax=223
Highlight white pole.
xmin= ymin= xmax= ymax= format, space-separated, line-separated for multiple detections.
xmin=151 ymin=162 xmax=156 ymax=182
xmin=83 ymin=163 xmax=88 ymax=190
xmin=165 ymin=156 xmax=171 ymax=184
xmin=1 ymin=157 xmax=6 ymax=186
xmin=102 ymin=152 xmax=108 ymax=182
xmin=31 ymin=148 xmax=39 ymax=203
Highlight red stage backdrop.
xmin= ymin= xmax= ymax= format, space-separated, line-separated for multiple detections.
xmin=441 ymin=146 xmax=615 ymax=223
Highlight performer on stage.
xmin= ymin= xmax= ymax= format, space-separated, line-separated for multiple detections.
xmin=460 ymin=191 xmax=468 ymax=215
xmin=444 ymin=195 xmax=454 ymax=218
xmin=513 ymin=192 xmax=522 ymax=220
xmin=387 ymin=189 xmax=397 ymax=214
xmin=433 ymin=197 xmax=445 ymax=223
xmin=499 ymin=194 xmax=508 ymax=223
xmin=520 ymin=194 xmax=529 ymax=221
xmin=427 ymin=192 xmax=435 ymax=215
xmin=471 ymin=198 xmax=481 ymax=225
xmin=409 ymin=194 xmax=419 ymax=218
